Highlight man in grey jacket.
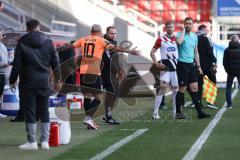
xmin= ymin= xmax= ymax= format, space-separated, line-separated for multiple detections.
xmin=0 ymin=30 xmax=8 ymax=118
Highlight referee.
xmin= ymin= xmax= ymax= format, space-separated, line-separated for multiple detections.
xmin=175 ymin=17 xmax=211 ymax=119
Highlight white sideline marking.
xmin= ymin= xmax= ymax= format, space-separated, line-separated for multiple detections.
xmin=119 ymin=128 xmax=138 ymax=131
xmin=182 ymin=89 xmax=238 ymax=160
xmin=90 ymin=128 xmax=148 ymax=160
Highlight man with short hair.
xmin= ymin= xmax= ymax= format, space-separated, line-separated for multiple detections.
xmin=63 ymin=24 xmax=140 ymax=129
xmin=150 ymin=21 xmax=178 ymax=119
xmin=223 ymin=34 xmax=240 ymax=108
xmin=101 ymin=26 xmax=123 ymax=125
xmin=196 ymin=24 xmax=218 ymax=109
xmin=10 ymin=19 xmax=61 ymax=150
xmin=175 ymin=17 xmax=211 ymax=119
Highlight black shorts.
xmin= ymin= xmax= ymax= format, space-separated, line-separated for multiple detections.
xmin=103 ymin=83 xmax=117 ymax=96
xmin=177 ymin=61 xmax=198 ymax=86
xmin=80 ymin=74 xmax=102 ymax=94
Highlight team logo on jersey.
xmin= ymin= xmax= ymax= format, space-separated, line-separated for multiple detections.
xmin=167 ymin=47 xmax=176 ymax=52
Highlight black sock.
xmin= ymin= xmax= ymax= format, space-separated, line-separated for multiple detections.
xmin=176 ymin=91 xmax=184 ymax=114
xmin=84 ymin=98 xmax=91 ymax=112
xmin=181 ymin=92 xmax=185 ymax=106
xmin=90 ymin=99 xmax=101 ymax=110
xmin=189 ymin=91 xmax=202 ymax=114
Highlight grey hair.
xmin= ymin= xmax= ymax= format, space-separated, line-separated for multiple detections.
xmin=230 ymin=34 xmax=239 ymax=42
xmin=91 ymin=24 xmax=102 ymax=33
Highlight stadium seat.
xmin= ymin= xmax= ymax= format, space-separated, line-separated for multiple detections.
xmin=187 ymin=11 xmax=199 ymax=21
xmin=150 ymin=11 xmax=162 ymax=22
xmin=175 ymin=11 xmax=187 ymax=21
xmin=162 ymin=1 xmax=175 ymax=10
xmin=138 ymin=9 xmax=149 ymax=16
xmin=138 ymin=0 xmax=151 ymax=10
xmin=150 ymin=0 xmax=163 ymax=11
xmin=138 ymin=0 xmax=149 ymax=16
xmin=175 ymin=0 xmax=188 ymax=10
xmin=162 ymin=11 xmax=174 ymax=21
xmin=200 ymin=11 xmax=211 ymax=21
xmin=174 ymin=23 xmax=183 ymax=32
xmin=123 ymin=0 xmax=138 ymax=10
xmin=200 ymin=0 xmax=211 ymax=10
xmin=188 ymin=0 xmax=198 ymax=11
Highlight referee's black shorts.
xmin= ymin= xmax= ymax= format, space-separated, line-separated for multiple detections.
xmin=177 ymin=61 xmax=198 ymax=86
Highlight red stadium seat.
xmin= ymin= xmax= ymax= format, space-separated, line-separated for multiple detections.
xmin=188 ymin=0 xmax=199 ymax=11
xmin=200 ymin=0 xmax=211 ymax=10
xmin=162 ymin=11 xmax=174 ymax=21
xmin=137 ymin=0 xmax=150 ymax=16
xmin=175 ymin=11 xmax=186 ymax=21
xmin=174 ymin=23 xmax=183 ymax=32
xmin=150 ymin=11 xmax=162 ymax=22
xmin=162 ymin=1 xmax=175 ymax=10
xmin=138 ymin=0 xmax=151 ymax=10
xmin=150 ymin=0 xmax=163 ymax=11
xmin=175 ymin=0 xmax=188 ymax=10
xmin=124 ymin=0 xmax=138 ymax=10
xmin=200 ymin=11 xmax=211 ymax=21
xmin=187 ymin=11 xmax=199 ymax=21
xmin=138 ymin=9 xmax=149 ymax=16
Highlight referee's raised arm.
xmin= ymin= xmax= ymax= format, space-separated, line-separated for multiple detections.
xmin=176 ymin=26 xmax=185 ymax=45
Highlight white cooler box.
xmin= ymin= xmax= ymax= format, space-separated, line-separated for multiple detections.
xmin=49 ymin=96 xmax=71 ymax=145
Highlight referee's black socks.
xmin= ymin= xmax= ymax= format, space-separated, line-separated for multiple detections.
xmin=91 ymin=99 xmax=101 ymax=110
xmin=84 ymin=98 xmax=101 ymax=113
xmin=189 ymin=91 xmax=203 ymax=114
xmin=84 ymin=98 xmax=92 ymax=112
xmin=176 ymin=91 xmax=184 ymax=114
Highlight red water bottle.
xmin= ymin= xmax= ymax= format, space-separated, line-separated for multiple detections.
xmin=49 ymin=122 xmax=60 ymax=147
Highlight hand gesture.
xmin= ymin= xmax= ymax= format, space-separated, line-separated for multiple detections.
xmin=10 ymin=83 xmax=16 ymax=92
xmin=180 ymin=26 xmax=185 ymax=32
xmin=130 ymin=47 xmax=141 ymax=55
xmin=155 ymin=63 xmax=167 ymax=70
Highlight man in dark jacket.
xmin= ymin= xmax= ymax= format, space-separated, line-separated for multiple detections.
xmin=196 ymin=24 xmax=218 ymax=109
xmin=10 ymin=19 xmax=61 ymax=150
xmin=101 ymin=26 xmax=123 ymax=125
xmin=57 ymin=40 xmax=76 ymax=95
xmin=223 ymin=34 xmax=240 ymax=108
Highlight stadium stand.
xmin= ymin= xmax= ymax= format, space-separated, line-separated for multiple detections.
xmin=117 ymin=0 xmax=212 ymax=32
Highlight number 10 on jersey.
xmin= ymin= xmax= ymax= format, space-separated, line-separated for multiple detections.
xmin=83 ymin=43 xmax=95 ymax=58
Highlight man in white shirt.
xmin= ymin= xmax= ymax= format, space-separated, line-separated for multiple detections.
xmin=0 ymin=30 xmax=9 ymax=118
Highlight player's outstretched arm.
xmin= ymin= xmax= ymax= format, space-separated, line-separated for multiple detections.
xmin=108 ymin=44 xmax=140 ymax=55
